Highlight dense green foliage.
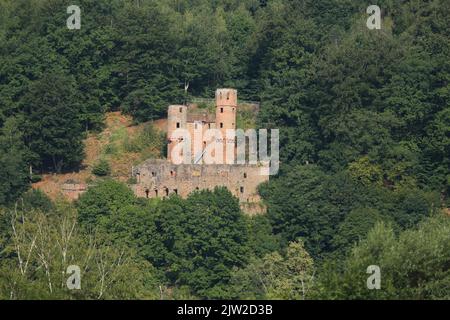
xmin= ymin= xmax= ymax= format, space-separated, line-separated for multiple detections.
xmin=229 ymin=240 xmax=314 ymax=299
xmin=0 ymin=0 xmax=449 ymax=299
xmin=76 ymin=183 xmax=251 ymax=298
xmin=259 ymin=165 xmax=440 ymax=259
xmin=0 ymin=117 xmax=29 ymax=205
xmin=313 ymin=215 xmax=450 ymax=299
xmin=91 ymin=158 xmax=111 ymax=176
xmin=0 ymin=203 xmax=159 ymax=299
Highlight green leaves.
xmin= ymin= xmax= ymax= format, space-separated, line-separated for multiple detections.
xmin=92 ymin=158 xmax=111 ymax=176
xmin=21 ymin=71 xmax=84 ymax=172
xmin=76 ymin=183 xmax=250 ymax=299
xmin=316 ymin=214 xmax=450 ymax=299
xmin=229 ymin=240 xmax=315 ymax=299
xmin=0 ymin=117 xmax=29 ymax=205
xmin=0 ymin=0 xmax=449 ymax=299
xmin=156 ymin=188 xmax=250 ymax=298
xmin=76 ymin=179 xmax=135 ymax=226
xmin=0 ymin=203 xmax=160 ymax=300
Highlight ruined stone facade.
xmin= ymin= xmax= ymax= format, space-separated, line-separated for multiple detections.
xmin=132 ymin=89 xmax=269 ymax=213
xmin=167 ymin=88 xmax=238 ymax=163
xmin=132 ymin=160 xmax=268 ymax=204
xmin=61 ymin=180 xmax=87 ymax=200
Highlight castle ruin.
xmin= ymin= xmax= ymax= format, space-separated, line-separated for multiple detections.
xmin=132 ymin=89 xmax=270 ymax=213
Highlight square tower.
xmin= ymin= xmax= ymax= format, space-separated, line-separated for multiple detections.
xmin=167 ymin=105 xmax=187 ymax=161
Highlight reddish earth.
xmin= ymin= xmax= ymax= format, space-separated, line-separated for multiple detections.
xmin=32 ymin=111 xmax=166 ymax=201
xmin=153 ymin=118 xmax=167 ymax=132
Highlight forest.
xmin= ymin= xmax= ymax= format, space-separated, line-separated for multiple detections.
xmin=0 ymin=0 xmax=449 ymax=299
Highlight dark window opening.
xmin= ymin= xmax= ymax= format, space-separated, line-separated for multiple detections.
xmin=151 ymin=172 xmax=156 ymax=177
xmin=164 ymin=188 xmax=169 ymax=196
xmin=220 ymin=123 xmax=223 ymax=128
xmin=244 ymin=173 xmax=247 ymax=179
xmin=220 ymin=107 xmax=223 ymax=113
xmin=174 ymin=189 xmax=178 ymax=195
xmin=240 ymin=186 xmax=244 ymax=193
xmin=145 ymin=189 xmax=149 ymax=198
xmin=176 ymin=122 xmax=180 ymax=128
xmin=170 ymin=170 xmax=175 ymax=177
xmin=154 ymin=189 xmax=158 ymax=197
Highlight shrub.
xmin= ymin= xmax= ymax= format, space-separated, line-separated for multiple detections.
xmin=92 ymin=159 xmax=111 ymax=176
xmin=124 ymin=123 xmax=165 ymax=157
xmin=20 ymin=189 xmax=54 ymax=212
xmin=30 ymin=174 xmax=42 ymax=183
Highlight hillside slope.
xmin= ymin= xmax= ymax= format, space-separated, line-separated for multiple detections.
xmin=32 ymin=112 xmax=166 ymax=200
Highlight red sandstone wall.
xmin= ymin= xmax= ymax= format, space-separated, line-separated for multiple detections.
xmin=133 ymin=160 xmax=269 ymax=205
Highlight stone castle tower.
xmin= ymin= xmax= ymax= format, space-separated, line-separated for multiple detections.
xmin=215 ymin=88 xmax=237 ymax=161
xmin=167 ymin=88 xmax=238 ymax=163
xmin=167 ymin=104 xmax=188 ymax=162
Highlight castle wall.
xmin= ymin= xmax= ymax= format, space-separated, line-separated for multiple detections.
xmin=61 ymin=183 xmax=87 ymax=200
xmin=132 ymin=159 xmax=268 ymax=204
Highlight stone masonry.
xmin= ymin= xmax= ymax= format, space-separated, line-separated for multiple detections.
xmin=132 ymin=89 xmax=270 ymax=213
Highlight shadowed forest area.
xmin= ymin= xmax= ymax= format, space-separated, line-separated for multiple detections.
xmin=0 ymin=0 xmax=449 ymax=299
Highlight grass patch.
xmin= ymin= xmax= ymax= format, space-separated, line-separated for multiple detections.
xmin=237 ymin=107 xmax=256 ymax=130
xmin=102 ymin=126 xmax=128 ymax=157
xmin=123 ymin=123 xmax=166 ymax=160
xmin=92 ymin=158 xmax=111 ymax=176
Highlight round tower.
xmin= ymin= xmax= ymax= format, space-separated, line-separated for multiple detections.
xmin=167 ymin=105 xmax=187 ymax=161
xmin=215 ymin=88 xmax=237 ymax=131
xmin=215 ymin=89 xmax=237 ymax=163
